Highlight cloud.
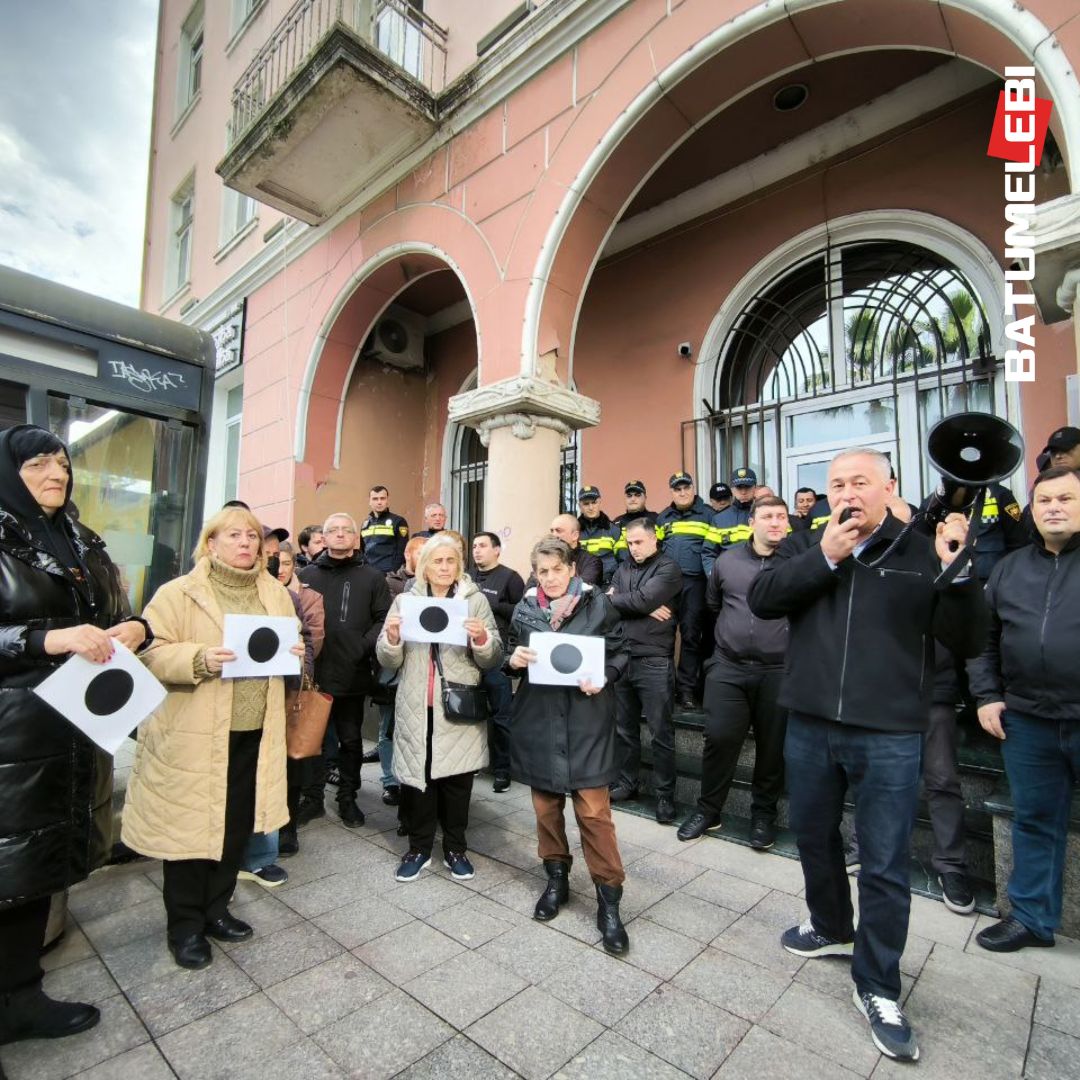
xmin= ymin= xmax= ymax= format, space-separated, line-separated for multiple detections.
xmin=0 ymin=1 xmax=158 ymax=307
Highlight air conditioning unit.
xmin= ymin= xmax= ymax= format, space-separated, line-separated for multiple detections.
xmin=367 ymin=310 xmax=426 ymax=371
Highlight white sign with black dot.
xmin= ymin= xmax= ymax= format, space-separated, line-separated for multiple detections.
xmin=528 ymin=631 xmax=606 ymax=688
xmin=221 ymin=614 xmax=302 ymax=678
xmin=32 ymin=641 xmax=167 ymax=756
xmin=400 ymin=595 xmax=469 ymax=646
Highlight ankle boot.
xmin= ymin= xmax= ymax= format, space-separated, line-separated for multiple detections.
xmin=0 ymin=985 xmax=100 ymax=1045
xmin=533 ymin=860 xmax=570 ymax=921
xmin=595 ymin=883 xmax=629 ymax=955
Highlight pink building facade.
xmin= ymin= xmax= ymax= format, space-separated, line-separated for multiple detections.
xmin=142 ymin=0 xmax=1080 ymax=573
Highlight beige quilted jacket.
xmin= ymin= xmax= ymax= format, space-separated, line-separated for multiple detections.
xmin=376 ymin=577 xmax=501 ymax=791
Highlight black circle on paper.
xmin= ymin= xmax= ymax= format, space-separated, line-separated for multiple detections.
xmin=84 ymin=669 xmax=135 ymax=716
xmin=419 ymin=606 xmax=450 ymax=633
xmin=550 ymin=643 xmax=583 ymax=675
xmin=248 ymin=627 xmax=280 ymax=663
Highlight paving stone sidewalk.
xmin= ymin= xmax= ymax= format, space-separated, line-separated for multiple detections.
xmin=5 ymin=776 xmax=1079 ymax=1080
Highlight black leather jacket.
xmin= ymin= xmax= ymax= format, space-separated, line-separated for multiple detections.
xmin=0 ymin=510 xmax=134 ymax=907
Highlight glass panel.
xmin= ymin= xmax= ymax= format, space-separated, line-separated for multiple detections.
xmin=797 ymin=460 xmax=831 ymax=495
xmin=226 ymin=383 xmax=244 ymax=419
xmin=0 ymin=378 xmax=27 ymax=431
xmin=49 ymin=397 xmax=195 ymax=613
xmin=715 ymin=414 xmax=778 ymax=491
xmin=224 ymin=418 xmax=241 ymax=503
xmin=787 ymin=398 xmax=896 ymax=448
xmin=917 ymin=381 xmax=995 ymax=499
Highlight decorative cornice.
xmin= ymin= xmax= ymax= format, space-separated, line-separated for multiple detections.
xmin=476 ymin=412 xmax=572 ymax=447
xmin=447 ymin=376 xmax=600 ymax=432
xmin=1028 ymin=193 xmax=1080 ymax=257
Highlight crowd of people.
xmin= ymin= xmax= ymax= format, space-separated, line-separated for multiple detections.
xmin=1 ymin=421 xmax=1079 ymax=1067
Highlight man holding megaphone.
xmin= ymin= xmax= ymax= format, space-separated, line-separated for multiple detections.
xmin=748 ymin=446 xmax=989 ymax=1064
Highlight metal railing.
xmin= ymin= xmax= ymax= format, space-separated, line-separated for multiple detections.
xmin=229 ymin=0 xmax=447 ymax=145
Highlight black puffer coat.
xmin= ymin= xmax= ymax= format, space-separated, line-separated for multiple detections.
xmin=508 ymin=584 xmax=629 ymax=792
xmin=0 ymin=504 xmax=133 ymax=907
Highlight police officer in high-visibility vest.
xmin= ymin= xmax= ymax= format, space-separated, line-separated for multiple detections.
xmin=577 ymin=485 xmax=621 ymax=586
xmin=360 ymin=485 xmax=409 ymax=573
xmin=702 ymin=468 xmax=758 ymax=574
xmin=614 ymin=480 xmax=662 ymax=561
xmin=657 ymin=472 xmax=712 ymax=709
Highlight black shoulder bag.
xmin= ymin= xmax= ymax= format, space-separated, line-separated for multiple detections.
xmin=432 ymin=644 xmax=490 ymax=724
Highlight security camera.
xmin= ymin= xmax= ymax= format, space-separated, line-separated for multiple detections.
xmin=677 ymin=342 xmax=693 ymax=359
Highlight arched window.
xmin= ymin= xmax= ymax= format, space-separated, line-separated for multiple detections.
xmin=706 ymin=239 xmax=1005 ymax=501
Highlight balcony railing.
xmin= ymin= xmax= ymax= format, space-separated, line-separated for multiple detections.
xmin=229 ymin=0 xmax=447 ymax=145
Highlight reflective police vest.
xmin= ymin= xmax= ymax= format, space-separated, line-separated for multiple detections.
xmin=360 ymin=511 xmax=408 ymax=573
xmin=656 ymin=498 xmax=712 ymax=578
xmin=578 ymin=515 xmax=621 ymax=584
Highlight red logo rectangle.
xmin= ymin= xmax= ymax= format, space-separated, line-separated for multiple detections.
xmin=987 ymin=89 xmax=1053 ymax=165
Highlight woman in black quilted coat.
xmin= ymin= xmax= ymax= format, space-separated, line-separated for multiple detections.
xmin=0 ymin=425 xmax=149 ymax=1049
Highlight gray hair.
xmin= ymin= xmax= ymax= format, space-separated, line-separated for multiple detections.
xmin=424 ymin=502 xmax=446 ymax=515
xmin=322 ymin=512 xmax=358 ymax=533
xmin=531 ymin=537 xmax=574 ymax=570
xmin=415 ymin=532 xmax=464 ymax=585
xmin=829 ymin=448 xmax=891 ymax=482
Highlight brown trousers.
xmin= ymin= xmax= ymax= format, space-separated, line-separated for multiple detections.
xmin=531 ymin=786 xmax=625 ymax=887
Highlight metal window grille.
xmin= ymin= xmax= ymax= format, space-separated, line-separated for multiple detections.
xmin=686 ymin=240 xmax=1001 ymax=501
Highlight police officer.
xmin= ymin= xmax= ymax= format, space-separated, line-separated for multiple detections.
xmin=708 ymin=482 xmax=733 ymax=514
xmin=656 ymin=472 xmax=712 ymax=709
xmin=702 ymin=468 xmax=757 ymax=573
xmin=577 ymin=485 xmax=621 ymax=585
xmin=360 ymin=485 xmax=409 ymax=572
xmin=614 ymin=480 xmax=661 ymax=561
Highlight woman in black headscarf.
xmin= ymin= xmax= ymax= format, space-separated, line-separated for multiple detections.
xmin=0 ymin=425 xmax=149 ymax=1048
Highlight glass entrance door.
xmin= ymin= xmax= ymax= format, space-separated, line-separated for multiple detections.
xmin=49 ymin=396 xmax=196 ymax=613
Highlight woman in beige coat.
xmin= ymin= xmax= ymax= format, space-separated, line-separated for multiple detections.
xmin=122 ymin=507 xmax=302 ymax=970
xmin=377 ymin=533 xmax=501 ymax=883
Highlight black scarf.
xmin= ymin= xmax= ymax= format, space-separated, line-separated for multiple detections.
xmin=0 ymin=424 xmax=85 ymax=587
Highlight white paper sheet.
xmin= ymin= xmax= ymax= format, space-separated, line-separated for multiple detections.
xmin=400 ymin=594 xmax=469 ymax=646
xmin=221 ymin=614 xmax=301 ymax=678
xmin=527 ymin=631 xmax=606 ymax=688
xmin=32 ymin=641 xmax=167 ymax=756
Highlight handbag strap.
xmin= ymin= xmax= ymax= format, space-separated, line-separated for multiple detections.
xmin=431 ymin=644 xmax=445 ymax=680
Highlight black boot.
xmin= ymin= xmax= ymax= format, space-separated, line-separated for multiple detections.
xmin=0 ymin=985 xmax=100 ymax=1044
xmin=595 ymin=883 xmax=629 ymax=955
xmin=533 ymin=860 xmax=570 ymax=921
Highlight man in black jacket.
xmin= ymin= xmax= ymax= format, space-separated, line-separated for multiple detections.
xmin=968 ymin=466 xmax=1080 ymax=953
xmin=547 ymin=514 xmax=603 ymax=585
xmin=748 ymin=448 xmax=986 ymax=1064
xmin=607 ymin=519 xmax=683 ymax=822
xmin=678 ymin=496 xmax=790 ymax=849
xmin=471 ymin=531 xmax=525 ymax=793
xmin=298 ymin=512 xmax=391 ymax=827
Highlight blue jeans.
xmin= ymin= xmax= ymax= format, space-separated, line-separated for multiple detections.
xmin=785 ymin=712 xmax=922 ymax=1000
xmin=243 ymin=830 xmax=279 ymax=872
xmin=483 ymin=667 xmax=515 ymax=776
xmin=1000 ymin=710 xmax=1080 ymax=939
xmin=378 ymin=701 xmax=396 ymax=789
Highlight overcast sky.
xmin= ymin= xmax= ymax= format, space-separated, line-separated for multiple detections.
xmin=0 ymin=1 xmax=159 ymax=307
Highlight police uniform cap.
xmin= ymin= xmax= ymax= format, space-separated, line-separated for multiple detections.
xmin=669 ymin=472 xmax=694 ymax=488
xmin=1044 ymin=426 xmax=1080 ymax=453
xmin=578 ymin=485 xmax=601 ymax=500
xmin=730 ymin=467 xmax=757 ymax=488
xmin=624 ymin=480 xmax=646 ymax=495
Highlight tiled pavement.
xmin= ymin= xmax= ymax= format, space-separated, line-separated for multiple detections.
xmin=5 ymin=777 xmax=1080 ymax=1080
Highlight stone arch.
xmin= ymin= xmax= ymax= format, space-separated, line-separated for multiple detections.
xmin=293 ymin=204 xmax=502 ymax=480
xmin=515 ymin=0 xmax=1079 ymax=382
